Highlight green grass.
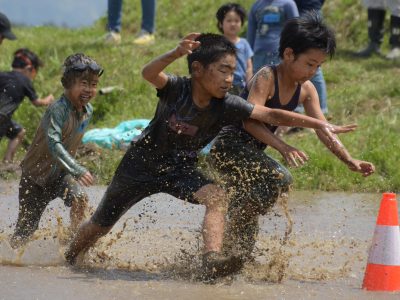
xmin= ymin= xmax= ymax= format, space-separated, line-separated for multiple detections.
xmin=0 ymin=0 xmax=399 ymax=192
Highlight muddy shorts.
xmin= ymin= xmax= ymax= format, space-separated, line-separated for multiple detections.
xmin=0 ymin=114 xmax=23 ymax=140
xmin=208 ymin=132 xmax=293 ymax=214
xmin=13 ymin=173 xmax=87 ymax=241
xmin=91 ymin=145 xmax=213 ymax=227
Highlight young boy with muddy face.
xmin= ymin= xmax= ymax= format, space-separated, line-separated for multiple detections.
xmin=10 ymin=53 xmax=103 ymax=249
xmin=209 ymin=12 xmax=375 ymax=267
xmin=65 ymin=33 xmax=356 ymax=281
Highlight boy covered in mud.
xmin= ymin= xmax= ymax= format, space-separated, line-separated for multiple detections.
xmin=209 ymin=12 xmax=375 ymax=267
xmin=10 ymin=53 xmax=103 ymax=249
xmin=0 ymin=48 xmax=54 ymax=167
xmin=65 ymin=33 xmax=356 ymax=281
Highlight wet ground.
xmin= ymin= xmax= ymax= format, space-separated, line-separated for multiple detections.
xmin=1 ymin=180 xmax=399 ymax=300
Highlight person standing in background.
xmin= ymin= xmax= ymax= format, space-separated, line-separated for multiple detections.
xmin=294 ymin=0 xmax=328 ymax=115
xmin=105 ymin=0 xmax=156 ymax=45
xmin=247 ymin=0 xmax=298 ymax=73
xmin=0 ymin=12 xmax=17 ymax=44
xmin=354 ymin=0 xmax=400 ymax=59
xmin=216 ymin=3 xmax=253 ymax=95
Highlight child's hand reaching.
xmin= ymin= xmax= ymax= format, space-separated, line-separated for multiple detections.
xmin=78 ymin=171 xmax=94 ymax=187
xmin=175 ymin=33 xmax=201 ymax=58
xmin=347 ymin=159 xmax=375 ymax=177
xmin=278 ymin=144 xmax=309 ymax=168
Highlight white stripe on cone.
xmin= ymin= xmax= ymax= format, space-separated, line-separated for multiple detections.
xmin=367 ymin=225 xmax=400 ymax=266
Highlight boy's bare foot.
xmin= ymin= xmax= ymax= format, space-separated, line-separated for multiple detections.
xmin=200 ymin=251 xmax=243 ymax=283
xmin=64 ymin=248 xmax=78 ymax=265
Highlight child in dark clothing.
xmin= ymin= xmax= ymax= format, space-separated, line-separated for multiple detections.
xmin=65 ymin=32 xmax=357 ymax=280
xmin=10 ymin=53 xmax=103 ymax=248
xmin=0 ymin=48 xmax=54 ymax=166
xmin=209 ymin=12 xmax=375 ymax=266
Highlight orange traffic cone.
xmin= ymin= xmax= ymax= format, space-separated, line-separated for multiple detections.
xmin=362 ymin=193 xmax=400 ymax=291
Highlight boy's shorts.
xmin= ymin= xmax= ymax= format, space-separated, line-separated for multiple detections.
xmin=91 ymin=145 xmax=213 ymax=227
xmin=0 ymin=114 xmax=23 ymax=140
xmin=19 ymin=173 xmax=86 ymax=210
xmin=209 ymin=130 xmax=293 ymax=214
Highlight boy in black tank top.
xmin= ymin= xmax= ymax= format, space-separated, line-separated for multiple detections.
xmin=209 ymin=12 xmax=375 ymax=266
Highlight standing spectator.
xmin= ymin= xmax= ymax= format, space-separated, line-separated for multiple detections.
xmin=0 ymin=12 xmax=17 ymax=44
xmin=105 ymin=0 xmax=156 ymax=45
xmin=216 ymin=3 xmax=253 ymax=95
xmin=354 ymin=0 xmax=400 ymax=59
xmin=247 ymin=0 xmax=298 ymax=73
xmin=294 ymin=0 xmax=328 ymax=114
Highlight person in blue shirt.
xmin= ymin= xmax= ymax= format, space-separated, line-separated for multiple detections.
xmin=216 ymin=3 xmax=253 ymax=95
xmin=247 ymin=0 xmax=298 ymax=73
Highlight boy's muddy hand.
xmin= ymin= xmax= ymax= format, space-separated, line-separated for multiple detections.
xmin=78 ymin=171 xmax=94 ymax=187
xmin=175 ymin=33 xmax=201 ymax=57
xmin=279 ymin=144 xmax=309 ymax=167
xmin=319 ymin=123 xmax=357 ymax=146
xmin=326 ymin=123 xmax=357 ymax=134
xmin=347 ymin=159 xmax=375 ymax=177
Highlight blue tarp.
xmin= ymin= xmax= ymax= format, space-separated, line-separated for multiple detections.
xmin=83 ymin=118 xmax=212 ymax=154
xmin=82 ymin=119 xmax=150 ymax=150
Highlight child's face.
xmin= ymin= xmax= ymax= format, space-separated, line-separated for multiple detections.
xmin=196 ymin=54 xmax=236 ymax=99
xmin=66 ymin=75 xmax=99 ymax=111
xmin=285 ymin=48 xmax=327 ymax=83
xmin=221 ymin=11 xmax=242 ymax=36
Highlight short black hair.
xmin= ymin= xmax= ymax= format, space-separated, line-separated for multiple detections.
xmin=187 ymin=33 xmax=237 ymax=73
xmin=216 ymin=3 xmax=246 ymax=33
xmin=12 ymin=48 xmax=43 ymax=71
xmin=61 ymin=53 xmax=103 ymax=89
xmin=279 ymin=11 xmax=336 ymax=59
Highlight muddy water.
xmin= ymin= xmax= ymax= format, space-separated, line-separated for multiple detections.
xmin=0 ymin=180 xmax=399 ymax=300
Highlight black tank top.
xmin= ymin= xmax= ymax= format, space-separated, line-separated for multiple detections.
xmin=240 ymin=65 xmax=301 ymax=133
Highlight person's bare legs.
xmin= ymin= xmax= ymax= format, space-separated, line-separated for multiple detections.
xmin=64 ymin=221 xmax=112 ymax=265
xmin=194 ymin=184 xmax=243 ymax=280
xmin=3 ymin=129 xmax=25 ymax=163
xmin=194 ymin=184 xmax=228 ymax=253
xmin=69 ymin=195 xmax=90 ymax=232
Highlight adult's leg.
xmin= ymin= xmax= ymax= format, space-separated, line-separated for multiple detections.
xmin=355 ymin=0 xmax=386 ymax=57
xmin=107 ymin=0 xmax=123 ymax=32
xmin=310 ymin=67 xmax=328 ymax=114
xmin=386 ymin=0 xmax=400 ymax=59
xmin=10 ymin=177 xmax=51 ymax=248
xmin=140 ymin=0 xmax=156 ymax=34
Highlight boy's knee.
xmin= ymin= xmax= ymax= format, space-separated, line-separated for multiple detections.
xmin=197 ymin=184 xmax=228 ymax=212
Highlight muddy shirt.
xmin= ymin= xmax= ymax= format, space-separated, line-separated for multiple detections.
xmin=21 ymin=94 xmax=92 ymax=186
xmin=0 ymin=70 xmax=38 ymax=117
xmin=134 ymin=75 xmax=254 ymax=162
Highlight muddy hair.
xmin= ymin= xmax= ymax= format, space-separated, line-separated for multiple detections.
xmin=12 ymin=48 xmax=43 ymax=71
xmin=187 ymin=33 xmax=237 ymax=74
xmin=61 ymin=53 xmax=103 ymax=89
xmin=279 ymin=10 xmax=336 ymax=59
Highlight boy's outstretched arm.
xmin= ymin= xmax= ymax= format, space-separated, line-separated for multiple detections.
xmin=301 ymin=82 xmax=375 ymax=177
xmin=32 ymin=94 xmax=55 ymax=106
xmin=243 ymin=119 xmax=308 ymax=167
xmin=246 ymin=67 xmax=356 ymax=141
xmin=142 ymin=33 xmax=201 ymax=89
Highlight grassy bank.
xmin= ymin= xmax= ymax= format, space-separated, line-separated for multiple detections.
xmin=0 ymin=0 xmax=398 ymax=192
